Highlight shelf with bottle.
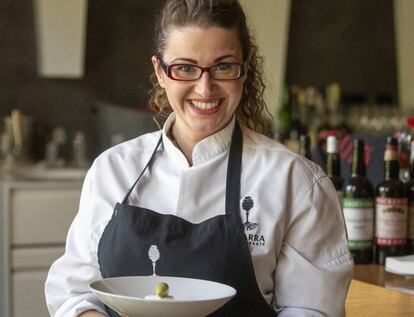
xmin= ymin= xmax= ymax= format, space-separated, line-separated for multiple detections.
xmin=274 ymin=87 xmax=414 ymax=264
xmin=275 ymin=83 xmax=352 ymax=167
xmin=347 ymin=104 xmax=407 ymax=135
xmin=274 ymin=84 xmax=414 ymax=188
xmin=275 ymin=85 xmax=307 ymax=153
xmin=340 ymin=135 xmax=414 ymax=266
xmin=274 ymin=83 xmax=412 ymax=154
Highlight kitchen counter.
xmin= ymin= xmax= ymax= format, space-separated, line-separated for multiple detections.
xmin=353 ymin=264 xmax=414 ymax=294
xmin=0 ymin=162 xmax=88 ymax=184
xmin=345 ymin=265 xmax=414 ymax=316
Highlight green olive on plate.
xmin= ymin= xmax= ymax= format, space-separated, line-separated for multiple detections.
xmin=155 ymin=283 xmax=169 ymax=298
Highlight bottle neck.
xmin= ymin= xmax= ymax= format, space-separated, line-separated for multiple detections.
xmin=300 ymin=147 xmax=311 ymax=159
xmin=327 ymin=153 xmax=341 ymax=177
xmin=384 ymin=160 xmax=399 ymax=180
xmin=384 ymin=145 xmax=399 ymax=180
xmin=299 ymin=137 xmax=311 ymax=159
xmin=351 ymin=148 xmax=366 ymax=177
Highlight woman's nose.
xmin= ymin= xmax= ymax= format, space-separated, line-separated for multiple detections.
xmin=194 ymin=71 xmax=216 ymax=96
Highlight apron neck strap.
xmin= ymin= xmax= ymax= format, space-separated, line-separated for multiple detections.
xmin=122 ymin=134 xmax=163 ymax=204
xmin=225 ymin=121 xmax=242 ymax=215
xmin=121 ymin=121 xmax=243 ymax=211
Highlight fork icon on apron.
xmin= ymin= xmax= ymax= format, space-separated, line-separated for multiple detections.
xmin=148 ymin=245 xmax=160 ymax=276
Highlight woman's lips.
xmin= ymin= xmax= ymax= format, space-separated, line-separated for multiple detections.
xmin=189 ymin=99 xmax=222 ymax=115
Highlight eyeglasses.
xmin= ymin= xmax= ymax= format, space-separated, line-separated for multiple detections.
xmin=158 ymin=56 xmax=245 ymax=81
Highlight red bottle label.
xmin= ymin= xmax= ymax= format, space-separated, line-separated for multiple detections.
xmin=375 ymin=197 xmax=407 ymax=246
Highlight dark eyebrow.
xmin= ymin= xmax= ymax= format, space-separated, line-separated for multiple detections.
xmin=214 ymin=55 xmax=239 ymax=63
xmin=170 ymin=55 xmax=239 ymax=64
xmin=170 ymin=58 xmax=197 ymax=64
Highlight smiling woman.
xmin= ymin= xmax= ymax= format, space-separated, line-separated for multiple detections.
xmin=151 ymin=26 xmax=246 ymax=163
xmin=44 ymin=1 xmax=353 ymax=316
xmin=148 ymin=0 xmax=270 ymax=137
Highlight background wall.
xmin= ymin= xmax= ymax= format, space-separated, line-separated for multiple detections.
xmin=394 ymin=0 xmax=414 ymax=109
xmin=240 ymin=0 xmax=291 ymax=125
xmin=286 ymin=0 xmax=398 ymax=104
xmin=0 ymin=0 xmax=163 ymax=159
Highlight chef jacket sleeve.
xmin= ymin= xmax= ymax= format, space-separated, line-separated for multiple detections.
xmin=45 ymin=164 xmax=109 ymax=317
xmin=274 ymin=175 xmax=354 ymax=317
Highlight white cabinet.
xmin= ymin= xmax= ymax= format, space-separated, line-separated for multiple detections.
xmin=12 ymin=270 xmax=51 ymax=317
xmin=0 ymin=179 xmax=82 ymax=317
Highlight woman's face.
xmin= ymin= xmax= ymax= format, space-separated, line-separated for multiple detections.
xmin=152 ymin=26 xmax=246 ymax=140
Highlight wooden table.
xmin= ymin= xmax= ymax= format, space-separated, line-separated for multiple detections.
xmin=345 ymin=265 xmax=414 ymax=316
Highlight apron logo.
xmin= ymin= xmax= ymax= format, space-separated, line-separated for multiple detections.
xmin=242 ymin=196 xmax=266 ymax=247
xmin=242 ymin=196 xmax=258 ymax=231
xmin=148 ymin=245 xmax=160 ymax=276
xmin=247 ymin=233 xmax=266 ymax=246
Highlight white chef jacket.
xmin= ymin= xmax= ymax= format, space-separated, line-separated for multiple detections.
xmin=45 ymin=113 xmax=353 ymax=317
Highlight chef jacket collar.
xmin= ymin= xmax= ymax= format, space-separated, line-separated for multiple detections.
xmin=162 ymin=112 xmax=236 ymax=168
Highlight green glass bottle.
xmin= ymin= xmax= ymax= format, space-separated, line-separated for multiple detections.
xmin=299 ymin=134 xmax=312 ymax=160
xmin=343 ymin=140 xmax=374 ymax=263
xmin=375 ymin=136 xmax=408 ymax=264
xmin=326 ymin=136 xmax=343 ymax=196
xmin=282 ymin=86 xmax=307 ymax=153
xmin=276 ymin=86 xmax=292 ymax=141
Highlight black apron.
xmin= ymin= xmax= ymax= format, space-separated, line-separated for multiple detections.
xmin=98 ymin=122 xmax=277 ymax=316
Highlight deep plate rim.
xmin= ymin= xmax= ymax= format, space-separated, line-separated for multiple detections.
xmin=89 ymin=275 xmax=237 ymax=304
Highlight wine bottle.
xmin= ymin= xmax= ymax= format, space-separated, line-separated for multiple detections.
xmin=282 ymin=86 xmax=307 ymax=153
xmin=375 ymin=136 xmax=408 ymax=264
xmin=299 ymin=134 xmax=312 ymax=160
xmin=276 ymin=86 xmax=292 ymax=142
xmin=406 ymin=140 xmax=414 ymax=254
xmin=326 ymin=136 xmax=343 ymax=198
xmin=343 ymin=140 xmax=374 ymax=263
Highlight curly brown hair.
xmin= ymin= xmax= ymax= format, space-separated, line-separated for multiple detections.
xmin=148 ymin=0 xmax=271 ymax=133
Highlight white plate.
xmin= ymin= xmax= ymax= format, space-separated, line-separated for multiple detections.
xmin=90 ymin=275 xmax=236 ymax=317
xmin=384 ymin=267 xmax=414 ymax=276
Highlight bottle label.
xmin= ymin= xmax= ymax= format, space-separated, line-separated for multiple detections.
xmin=409 ymin=203 xmax=414 ymax=240
xmin=343 ymin=198 xmax=373 ymax=250
xmin=375 ymin=197 xmax=408 ymax=246
xmin=384 ymin=145 xmax=398 ymax=160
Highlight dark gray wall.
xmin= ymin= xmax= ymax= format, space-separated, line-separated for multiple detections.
xmin=0 ymin=0 xmax=163 ymax=159
xmin=286 ymin=0 xmax=398 ymax=104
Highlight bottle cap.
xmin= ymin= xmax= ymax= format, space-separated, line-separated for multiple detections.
xmin=386 ymin=136 xmax=397 ymax=145
xmin=327 ymin=136 xmax=339 ymax=153
xmin=353 ymin=139 xmax=365 ymax=155
xmin=353 ymin=139 xmax=364 ymax=149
